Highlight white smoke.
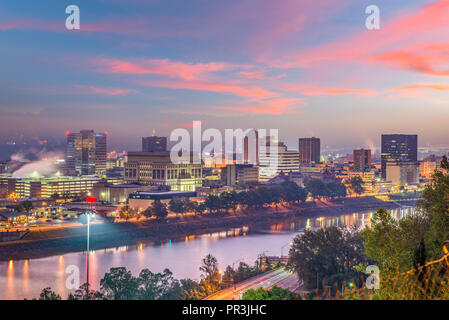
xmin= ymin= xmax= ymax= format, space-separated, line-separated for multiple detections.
xmin=364 ymin=139 xmax=378 ymax=155
xmin=12 ymin=150 xmax=65 ymax=178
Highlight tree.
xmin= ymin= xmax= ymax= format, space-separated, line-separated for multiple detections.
xmin=219 ymin=192 xmax=238 ymax=214
xmin=199 ymin=254 xmax=222 ymax=296
xmin=349 ymin=177 xmax=364 ymax=196
xmin=361 ymin=208 xmax=427 ymax=272
xmin=205 ymin=195 xmax=222 ymax=214
xmin=288 ymin=226 xmax=369 ymax=290
xmin=417 ymin=155 xmax=449 ymax=259
xmin=38 ymin=287 xmax=61 ymax=300
xmin=242 ymin=286 xmax=301 ymax=300
xmin=151 ymin=199 xmax=168 ymax=219
xmin=69 ymin=283 xmax=103 ymax=300
xmin=326 ymin=182 xmax=347 ymax=199
xmin=193 ymin=202 xmax=207 ymax=215
xmin=119 ymin=205 xmax=135 ymax=220
xmin=280 ymin=181 xmax=307 ymax=205
xmin=305 ymin=179 xmax=329 ymax=199
xmin=138 ymin=268 xmax=179 ymax=300
xmin=100 ymin=267 xmax=139 ymax=300
xmin=21 ymin=200 xmax=34 ymax=213
xmin=141 ymin=206 xmax=153 ymax=218
xmin=168 ymin=198 xmax=186 ymax=217
xmin=179 ymin=279 xmax=202 ymax=300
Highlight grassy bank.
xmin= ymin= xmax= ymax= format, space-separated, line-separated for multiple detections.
xmin=0 ymin=196 xmax=417 ymax=261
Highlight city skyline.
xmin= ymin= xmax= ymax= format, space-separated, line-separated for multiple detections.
xmin=1 ymin=0 xmax=449 ymax=150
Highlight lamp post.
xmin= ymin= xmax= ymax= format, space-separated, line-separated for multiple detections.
xmin=280 ymin=242 xmax=293 ymax=258
xmin=85 ymin=197 xmax=96 ymax=300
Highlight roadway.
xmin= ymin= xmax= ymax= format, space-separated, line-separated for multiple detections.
xmin=206 ymin=267 xmax=302 ymax=300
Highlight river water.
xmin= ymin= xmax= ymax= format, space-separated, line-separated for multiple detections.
xmin=0 ymin=207 xmax=413 ymax=300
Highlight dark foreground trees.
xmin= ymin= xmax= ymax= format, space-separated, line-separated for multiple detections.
xmin=37 ymin=254 xmax=268 ymax=300
xmin=287 ymin=226 xmax=369 ymax=291
xmin=241 ymin=286 xmax=301 ymax=300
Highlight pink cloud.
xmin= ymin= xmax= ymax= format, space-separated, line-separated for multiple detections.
xmin=88 ymin=58 xmax=248 ymax=81
xmin=74 ymin=85 xmax=138 ymax=96
xmin=387 ymin=82 xmax=449 ymax=98
xmin=287 ymin=86 xmax=378 ymax=97
xmin=273 ymin=0 xmax=449 ymax=77
xmin=138 ymin=79 xmax=277 ymax=99
xmin=210 ymin=97 xmax=305 ymax=115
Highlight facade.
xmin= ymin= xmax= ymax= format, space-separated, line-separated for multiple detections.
xmin=65 ymin=130 xmax=107 ymax=176
xmin=196 ymin=186 xmax=234 ymax=198
xmin=381 ymin=134 xmax=418 ymax=179
xmin=298 ymin=137 xmax=320 ymax=164
xmin=259 ymin=141 xmax=299 ymax=182
xmin=128 ymin=190 xmax=197 ymax=211
xmin=124 ymin=152 xmax=203 ymax=191
xmin=142 ymin=136 xmax=167 ymax=152
xmin=220 ymin=164 xmax=259 ymax=185
xmin=0 ymin=176 xmax=117 ymax=199
xmin=353 ymin=149 xmax=372 ymax=172
xmin=93 ymin=183 xmax=157 ymax=204
xmin=243 ymin=131 xmax=259 ymax=165
xmin=385 ymin=162 xmax=420 ymax=185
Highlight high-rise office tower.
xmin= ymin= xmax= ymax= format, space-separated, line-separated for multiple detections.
xmin=65 ymin=130 xmax=107 ymax=176
xmin=243 ymin=130 xmax=259 ymax=165
xmin=353 ymin=149 xmax=372 ymax=172
xmin=298 ymin=137 xmax=320 ymax=164
xmin=142 ymin=136 xmax=167 ymax=152
xmin=259 ymin=140 xmax=299 ymax=182
xmin=381 ymin=134 xmax=418 ymax=179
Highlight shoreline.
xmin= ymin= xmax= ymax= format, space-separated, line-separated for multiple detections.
xmin=0 ymin=196 xmax=417 ymax=262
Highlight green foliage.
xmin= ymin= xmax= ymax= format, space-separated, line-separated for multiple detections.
xmin=205 ymin=195 xmax=222 ymax=213
xmin=417 ymin=155 xmax=449 ymax=259
xmin=138 ymin=268 xmax=181 ymax=300
xmin=305 ymin=179 xmax=329 ymax=199
xmin=241 ymin=286 xmax=301 ymax=300
xmin=38 ymin=287 xmax=61 ymax=300
xmin=119 ymin=205 xmax=136 ymax=220
xmin=168 ymin=198 xmax=186 ymax=216
xmin=288 ymin=226 xmax=369 ymax=290
xmin=151 ymin=199 xmax=168 ymax=219
xmin=349 ymin=177 xmax=364 ymax=196
xmin=361 ymin=208 xmax=427 ymax=272
xmin=100 ymin=267 xmax=139 ymax=300
xmin=21 ymin=200 xmax=34 ymax=212
xmin=199 ymin=254 xmax=222 ymax=296
xmin=326 ymin=182 xmax=347 ymax=198
xmin=69 ymin=283 xmax=104 ymax=300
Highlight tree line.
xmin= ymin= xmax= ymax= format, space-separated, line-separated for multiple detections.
xmin=287 ymin=156 xmax=449 ymax=299
xmin=118 ymin=180 xmax=349 ymax=221
xmin=36 ymin=254 xmax=275 ymax=300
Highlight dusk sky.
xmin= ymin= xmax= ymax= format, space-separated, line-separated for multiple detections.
xmin=1 ymin=0 xmax=449 ymax=151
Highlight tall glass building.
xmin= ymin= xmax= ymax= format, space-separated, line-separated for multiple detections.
xmin=381 ymin=134 xmax=418 ymax=179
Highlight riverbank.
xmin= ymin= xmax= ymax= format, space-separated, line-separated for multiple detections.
xmin=0 ymin=196 xmax=418 ymax=261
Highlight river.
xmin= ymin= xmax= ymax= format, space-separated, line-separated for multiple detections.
xmin=0 ymin=207 xmax=413 ymax=300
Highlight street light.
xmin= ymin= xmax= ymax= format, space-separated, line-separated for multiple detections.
xmin=281 ymin=242 xmax=293 ymax=258
xmin=85 ymin=197 xmax=96 ymax=300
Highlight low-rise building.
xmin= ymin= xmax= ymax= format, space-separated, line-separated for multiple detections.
xmin=124 ymin=152 xmax=203 ymax=191
xmin=93 ymin=183 xmax=158 ymax=204
xmin=386 ymin=161 xmax=420 ymax=185
xmin=128 ymin=190 xmax=197 ymax=211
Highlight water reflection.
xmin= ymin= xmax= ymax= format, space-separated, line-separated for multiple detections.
xmin=0 ymin=207 xmax=413 ymax=300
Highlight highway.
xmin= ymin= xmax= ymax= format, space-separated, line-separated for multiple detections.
xmin=206 ymin=267 xmax=302 ymax=300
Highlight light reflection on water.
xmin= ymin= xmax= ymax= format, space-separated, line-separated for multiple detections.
xmin=0 ymin=207 xmax=413 ymax=300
